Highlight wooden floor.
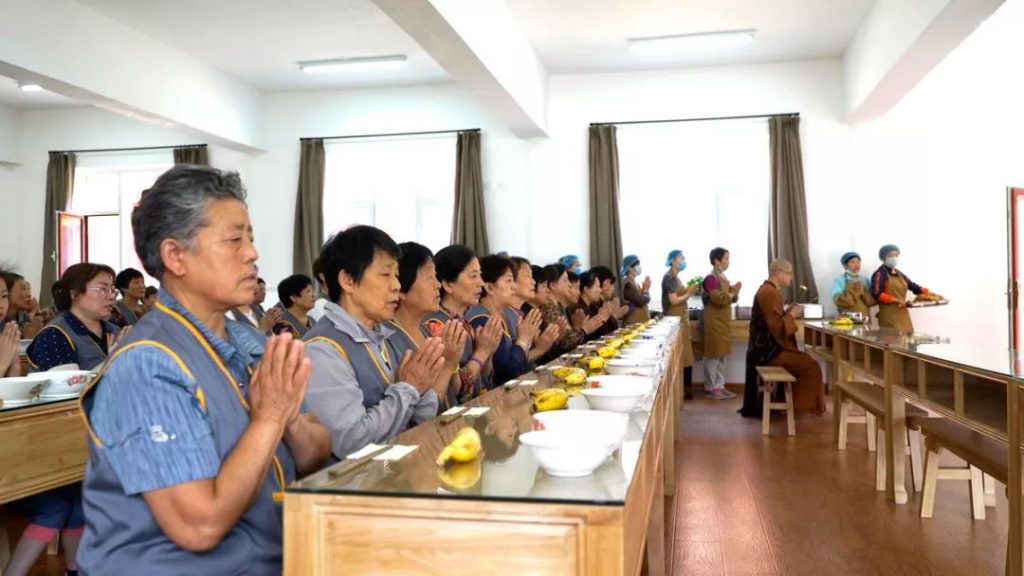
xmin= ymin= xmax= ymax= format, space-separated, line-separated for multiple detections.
xmin=667 ymin=393 xmax=1008 ymax=576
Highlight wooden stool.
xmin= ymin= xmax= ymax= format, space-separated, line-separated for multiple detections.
xmin=912 ymin=416 xmax=1006 ymax=520
xmin=756 ymin=366 xmax=795 ymax=436
xmin=834 ymin=380 xmax=927 ymax=492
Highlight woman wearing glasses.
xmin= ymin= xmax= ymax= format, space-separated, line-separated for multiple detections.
xmin=5 ymin=263 xmax=123 ymax=576
xmin=26 ymin=262 xmax=123 ymax=372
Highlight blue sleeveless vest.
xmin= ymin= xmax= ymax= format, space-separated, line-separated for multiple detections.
xmin=276 ymin=307 xmax=312 ymax=338
xmin=114 ymin=300 xmax=140 ymax=326
xmin=304 ymin=319 xmax=395 ymax=409
xmin=29 ymin=311 xmax=120 ymax=371
xmin=77 ymin=302 xmax=296 ymax=575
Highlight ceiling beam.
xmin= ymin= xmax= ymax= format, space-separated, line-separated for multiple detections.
xmin=0 ymin=0 xmax=265 ymax=152
xmin=844 ymin=0 xmax=1006 ymax=122
xmin=373 ymin=0 xmax=548 ymax=138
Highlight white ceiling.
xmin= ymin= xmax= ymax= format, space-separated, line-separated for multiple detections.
xmin=46 ymin=0 xmax=877 ymax=101
xmin=504 ymin=0 xmax=878 ymax=73
xmin=0 ymin=74 xmax=83 ymax=109
xmin=75 ymin=0 xmax=451 ymax=92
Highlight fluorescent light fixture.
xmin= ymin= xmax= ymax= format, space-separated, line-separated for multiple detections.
xmin=628 ymin=30 xmax=756 ymax=55
xmin=19 ymin=83 xmax=43 ymax=93
xmin=299 ymin=55 xmax=408 ymax=74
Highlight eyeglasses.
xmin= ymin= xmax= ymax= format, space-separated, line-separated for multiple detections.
xmin=85 ymin=286 xmax=118 ymax=297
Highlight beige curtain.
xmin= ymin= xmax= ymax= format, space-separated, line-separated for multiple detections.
xmin=588 ymin=124 xmax=624 ymax=282
xmin=172 ymin=144 xmax=209 ymax=165
xmin=768 ymin=115 xmax=818 ymax=303
xmin=293 ymin=139 xmax=325 ymax=279
xmin=39 ymin=152 xmax=76 ymax=308
xmin=451 ymin=130 xmax=489 ymax=254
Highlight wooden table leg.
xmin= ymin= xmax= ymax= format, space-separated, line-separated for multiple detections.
xmin=1007 ymin=378 xmax=1021 ymax=576
xmin=884 ymin=354 xmax=908 ymax=504
xmin=664 ymin=390 xmax=676 ymax=498
xmin=646 ymin=459 xmax=666 ymax=576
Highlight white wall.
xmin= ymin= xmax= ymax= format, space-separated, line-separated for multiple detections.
xmin=844 ymin=5 xmax=1024 ymax=348
xmin=0 ymin=106 xmax=246 ymax=287
xmin=248 ymin=84 xmax=533 ymax=284
xmin=0 ymin=103 xmax=20 ymax=164
xmin=535 ymin=59 xmax=850 ymax=298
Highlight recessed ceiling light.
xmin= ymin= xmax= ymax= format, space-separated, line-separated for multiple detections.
xmin=298 ymin=55 xmax=408 ymax=74
xmin=19 ymin=83 xmax=43 ymax=93
xmin=628 ymin=30 xmax=756 ymax=55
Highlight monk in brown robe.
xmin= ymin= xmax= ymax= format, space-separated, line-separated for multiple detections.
xmin=740 ymin=259 xmax=825 ymax=416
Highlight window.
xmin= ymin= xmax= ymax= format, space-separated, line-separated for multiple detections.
xmin=617 ymin=119 xmax=770 ymax=310
xmin=322 ymin=134 xmax=456 ymax=251
xmin=71 ymin=152 xmax=173 ymax=285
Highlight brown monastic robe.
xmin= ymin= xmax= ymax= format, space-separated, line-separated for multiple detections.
xmin=752 ymin=280 xmax=825 ymax=415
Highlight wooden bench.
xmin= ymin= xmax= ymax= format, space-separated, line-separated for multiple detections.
xmin=910 ymin=416 xmax=1004 ymax=520
xmin=835 ymin=380 xmax=928 ymax=492
xmin=756 ymin=366 xmax=795 ymax=436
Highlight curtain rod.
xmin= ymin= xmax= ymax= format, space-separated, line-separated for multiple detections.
xmin=49 ymin=144 xmax=206 ymax=154
xmin=301 ymin=128 xmax=480 ymax=142
xmin=590 ymin=113 xmax=798 ymax=127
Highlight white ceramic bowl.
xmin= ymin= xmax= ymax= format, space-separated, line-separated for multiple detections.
xmin=584 ymin=374 xmax=654 ymax=392
xmin=618 ymin=348 xmax=662 ymax=360
xmin=604 ymin=358 xmax=659 ymax=376
xmin=531 ymin=410 xmax=629 ymax=446
xmin=0 ymin=373 xmax=52 ymax=403
xmin=519 ymin=430 xmax=618 ymax=477
xmin=43 ymin=369 xmax=94 ymax=397
xmin=581 ymin=381 xmax=650 ymax=413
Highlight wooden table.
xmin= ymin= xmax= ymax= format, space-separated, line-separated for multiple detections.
xmin=0 ymin=398 xmax=89 ymax=569
xmin=804 ymin=322 xmax=1024 ymax=576
xmin=283 ymin=321 xmax=684 ymax=575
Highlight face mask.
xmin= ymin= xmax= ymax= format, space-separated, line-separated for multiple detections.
xmin=634 ymin=266 xmax=643 ymax=276
xmin=845 ymin=270 xmax=858 ymax=280
xmin=572 ymin=266 xmax=583 ymax=275
xmin=884 ymin=257 xmax=898 ymax=269
xmin=678 ymin=261 xmax=687 ymax=272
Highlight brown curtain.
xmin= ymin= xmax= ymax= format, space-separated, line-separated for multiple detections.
xmin=39 ymin=152 xmax=76 ymax=308
xmin=588 ymin=124 xmax=624 ymax=283
xmin=293 ymin=139 xmax=325 ymax=279
xmin=172 ymin=144 xmax=209 ymax=165
xmin=768 ymin=115 xmax=818 ymax=303
xmin=451 ymin=130 xmax=489 ymax=255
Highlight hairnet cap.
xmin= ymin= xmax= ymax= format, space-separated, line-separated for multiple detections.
xmin=840 ymin=251 xmax=860 ymax=265
xmin=559 ymin=255 xmax=579 ymax=268
xmin=878 ymin=244 xmax=900 ymax=260
xmin=620 ymin=254 xmax=639 ymax=277
xmin=665 ymin=249 xmax=683 ymax=268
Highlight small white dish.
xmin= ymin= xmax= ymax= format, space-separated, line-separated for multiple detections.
xmin=519 ymin=430 xmax=618 ymax=477
xmin=0 ymin=398 xmax=33 ymax=409
xmin=38 ymin=391 xmax=82 ymax=401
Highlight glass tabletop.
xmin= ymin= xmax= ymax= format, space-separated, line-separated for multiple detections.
xmin=805 ymin=321 xmax=1024 ymax=380
xmin=288 ymin=323 xmax=679 ymax=506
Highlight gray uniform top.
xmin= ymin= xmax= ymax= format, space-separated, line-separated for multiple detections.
xmin=114 ymin=300 xmax=140 ymax=326
xmin=304 ymin=302 xmax=438 ymax=460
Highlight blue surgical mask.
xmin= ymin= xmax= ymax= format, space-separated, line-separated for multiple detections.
xmin=634 ymin=266 xmax=643 ymax=276
xmin=885 ymin=257 xmax=898 ymax=269
xmin=678 ymin=261 xmax=687 ymax=272
xmin=572 ymin=266 xmax=583 ymax=275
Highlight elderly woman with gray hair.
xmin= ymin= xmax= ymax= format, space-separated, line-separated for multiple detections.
xmin=76 ymin=165 xmax=331 ymax=575
xmin=740 ymin=259 xmax=825 ymax=417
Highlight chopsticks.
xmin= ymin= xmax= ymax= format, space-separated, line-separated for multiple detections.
xmin=328 ymin=445 xmax=391 ymax=479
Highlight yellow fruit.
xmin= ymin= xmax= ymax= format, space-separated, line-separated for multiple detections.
xmin=563 ymin=371 xmax=586 ymax=386
xmin=597 ymin=347 xmax=617 ymax=358
xmin=438 ymin=458 xmax=482 ymax=492
xmin=436 ymin=427 xmax=482 ymax=465
xmin=533 ymin=388 xmax=569 ymax=412
xmin=585 ymin=357 xmax=606 ymax=371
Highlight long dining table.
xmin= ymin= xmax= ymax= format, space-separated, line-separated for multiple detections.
xmin=803 ymin=321 xmax=1024 ymax=576
xmin=282 ymin=318 xmax=686 ymax=575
